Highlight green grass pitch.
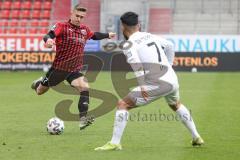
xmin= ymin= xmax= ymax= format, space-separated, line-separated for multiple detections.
xmin=0 ymin=71 xmax=240 ymax=160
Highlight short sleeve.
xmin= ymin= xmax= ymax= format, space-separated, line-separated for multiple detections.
xmin=85 ymin=26 xmax=94 ymax=39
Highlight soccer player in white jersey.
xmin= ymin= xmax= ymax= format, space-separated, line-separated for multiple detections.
xmin=95 ymin=12 xmax=204 ymax=151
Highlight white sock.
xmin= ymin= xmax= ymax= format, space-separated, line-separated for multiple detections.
xmin=176 ymin=104 xmax=200 ymax=139
xmin=110 ymin=109 xmax=129 ymax=145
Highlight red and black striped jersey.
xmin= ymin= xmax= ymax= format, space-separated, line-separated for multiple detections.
xmin=51 ymin=20 xmax=94 ymax=72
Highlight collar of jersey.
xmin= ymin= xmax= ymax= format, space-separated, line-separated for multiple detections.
xmin=68 ymin=20 xmax=81 ymax=28
xmin=129 ymin=31 xmax=140 ymax=40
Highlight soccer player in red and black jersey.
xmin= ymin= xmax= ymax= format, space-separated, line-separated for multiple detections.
xmin=31 ymin=4 xmax=116 ymax=130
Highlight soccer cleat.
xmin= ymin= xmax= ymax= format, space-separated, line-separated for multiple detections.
xmin=192 ymin=137 xmax=204 ymax=146
xmin=31 ymin=77 xmax=43 ymax=90
xmin=79 ymin=116 xmax=95 ymax=130
xmin=94 ymin=142 xmax=122 ymax=151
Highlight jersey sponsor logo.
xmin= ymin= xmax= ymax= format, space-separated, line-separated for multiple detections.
xmin=69 ymin=37 xmax=86 ymax=44
xmin=80 ymin=29 xmax=87 ymax=36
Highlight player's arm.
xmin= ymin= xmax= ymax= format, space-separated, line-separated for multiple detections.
xmin=43 ymin=23 xmax=63 ymax=48
xmin=43 ymin=31 xmax=56 ymax=48
xmin=157 ymin=37 xmax=175 ymax=66
xmin=125 ymin=47 xmax=148 ymax=100
xmin=91 ymin=32 xmax=116 ymax=40
xmin=124 ymin=47 xmax=145 ymax=86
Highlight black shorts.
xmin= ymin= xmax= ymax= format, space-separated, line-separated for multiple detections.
xmin=41 ymin=67 xmax=84 ymax=87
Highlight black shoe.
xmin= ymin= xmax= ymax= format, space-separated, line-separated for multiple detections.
xmin=79 ymin=116 xmax=95 ymax=130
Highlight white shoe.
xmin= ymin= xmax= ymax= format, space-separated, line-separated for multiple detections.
xmin=94 ymin=142 xmax=122 ymax=151
xmin=192 ymin=137 xmax=204 ymax=146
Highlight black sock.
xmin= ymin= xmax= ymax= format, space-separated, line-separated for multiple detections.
xmin=78 ymin=91 xmax=89 ymax=118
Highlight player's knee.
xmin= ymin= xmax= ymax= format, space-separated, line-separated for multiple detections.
xmin=117 ymin=100 xmax=124 ymax=107
xmin=81 ymin=82 xmax=89 ymax=91
xmin=76 ymin=84 xmax=89 ymax=92
xmin=168 ymin=101 xmax=181 ymax=111
xmin=72 ymin=79 xmax=89 ymax=92
xmin=117 ymin=100 xmax=128 ymax=110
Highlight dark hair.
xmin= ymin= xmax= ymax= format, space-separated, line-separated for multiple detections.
xmin=74 ymin=4 xmax=87 ymax=12
xmin=120 ymin=12 xmax=138 ymax=26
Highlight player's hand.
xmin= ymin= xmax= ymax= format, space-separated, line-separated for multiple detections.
xmin=45 ymin=39 xmax=55 ymax=48
xmin=140 ymin=86 xmax=148 ymax=101
xmin=108 ymin=32 xmax=116 ymax=39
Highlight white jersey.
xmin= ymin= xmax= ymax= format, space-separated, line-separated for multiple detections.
xmin=123 ymin=31 xmax=178 ymax=89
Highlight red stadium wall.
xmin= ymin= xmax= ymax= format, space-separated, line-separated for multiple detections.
xmin=0 ymin=0 xmax=54 ymax=34
xmin=52 ymin=0 xmax=71 ymax=21
xmin=148 ymin=8 xmax=172 ymax=33
xmin=78 ymin=0 xmax=100 ymax=31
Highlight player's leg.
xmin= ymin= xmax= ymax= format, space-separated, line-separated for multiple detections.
xmin=31 ymin=76 xmax=49 ymax=95
xmin=31 ymin=67 xmax=67 ymax=95
xmin=165 ymin=90 xmax=204 ymax=146
xmin=36 ymin=82 xmax=49 ymax=95
xmin=67 ymin=73 xmax=93 ymax=130
xmin=70 ymin=76 xmax=89 ymax=118
xmin=110 ymin=96 xmax=136 ymax=143
xmin=95 ymin=84 xmax=168 ymax=151
xmin=95 ymin=82 xmax=176 ymax=151
xmin=95 ymin=96 xmax=135 ymax=151
xmin=106 ymin=83 xmax=173 ymax=148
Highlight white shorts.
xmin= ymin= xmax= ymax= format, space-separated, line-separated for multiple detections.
xmin=128 ymin=80 xmax=180 ymax=106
